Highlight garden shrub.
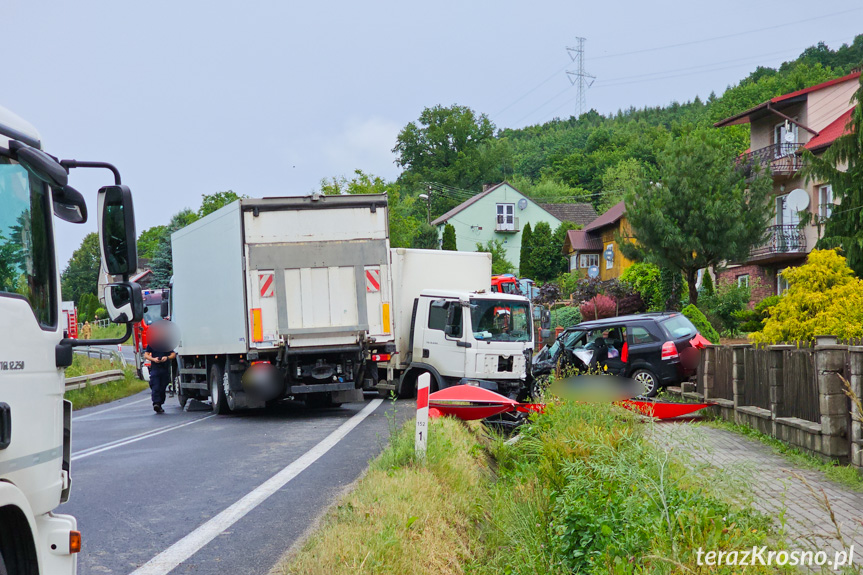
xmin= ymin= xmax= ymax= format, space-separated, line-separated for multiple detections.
xmin=620 ymin=263 xmax=660 ymax=308
xmin=682 ymin=304 xmax=720 ymax=343
xmin=751 ymin=249 xmax=863 ymax=343
xmin=550 ymin=306 xmax=581 ymax=328
xmin=699 ymin=279 xmax=751 ymax=335
xmin=736 ymin=295 xmax=780 ymax=333
xmin=579 ymin=294 xmax=616 ymax=321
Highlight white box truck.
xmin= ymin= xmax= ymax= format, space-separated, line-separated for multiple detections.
xmin=1 ymin=104 xmax=143 ymax=574
xmin=378 ymin=248 xmax=534 ymax=400
xmin=171 ymin=193 xmax=395 ymax=413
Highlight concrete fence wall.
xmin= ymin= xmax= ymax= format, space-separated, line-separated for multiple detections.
xmin=695 ymin=337 xmax=863 ymax=466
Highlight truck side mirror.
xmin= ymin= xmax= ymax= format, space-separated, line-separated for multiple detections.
xmin=540 ymin=329 xmax=552 ymax=339
xmin=104 ymin=282 xmax=144 ymax=324
xmin=541 ymin=308 xmax=551 ymax=330
xmin=160 ymin=300 xmax=170 ymax=319
xmin=97 ymin=185 xmax=138 ymax=276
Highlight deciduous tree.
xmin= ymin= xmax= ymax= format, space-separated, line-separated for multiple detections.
xmin=475 ymin=240 xmax=514 ymax=275
xmin=621 ymin=128 xmax=773 ymax=306
xmin=61 ymin=233 xmax=101 ymax=304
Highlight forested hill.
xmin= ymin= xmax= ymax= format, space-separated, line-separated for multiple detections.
xmin=392 ymin=35 xmax=863 ymax=219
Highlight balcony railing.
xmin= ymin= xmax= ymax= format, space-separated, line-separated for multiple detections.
xmin=495 ymin=216 xmax=519 ymax=233
xmin=736 ymin=143 xmax=805 ymax=178
xmin=750 ymin=224 xmax=806 ymax=259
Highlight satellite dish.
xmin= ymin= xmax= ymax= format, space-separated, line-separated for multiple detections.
xmin=518 ymin=198 xmax=528 ymax=210
xmin=786 ymin=188 xmax=810 ymax=212
xmin=588 ymin=265 xmax=599 ymax=278
xmin=784 ymin=130 xmax=795 ymax=143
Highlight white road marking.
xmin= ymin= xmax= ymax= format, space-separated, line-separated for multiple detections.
xmin=128 ymin=398 xmax=383 ymax=575
xmin=72 ymin=415 xmax=216 ymax=461
xmin=74 ymin=397 xmax=151 ymax=421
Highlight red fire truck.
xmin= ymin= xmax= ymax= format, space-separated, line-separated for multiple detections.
xmin=133 ymin=288 xmax=169 ymax=380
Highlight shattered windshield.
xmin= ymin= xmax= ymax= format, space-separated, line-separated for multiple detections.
xmin=469 ymin=298 xmax=531 ymax=342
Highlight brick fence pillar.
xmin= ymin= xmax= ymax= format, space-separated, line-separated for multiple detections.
xmin=731 ymin=344 xmax=751 ymax=411
xmin=701 ymin=345 xmax=716 ymax=400
xmin=849 ymin=346 xmax=863 ymax=468
xmin=815 ymin=335 xmax=849 ymax=459
xmin=768 ymin=345 xmax=794 ymax=433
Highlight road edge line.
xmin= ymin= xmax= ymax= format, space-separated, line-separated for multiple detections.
xmin=72 ymin=415 xmax=216 ymax=461
xmin=128 ymin=398 xmax=384 ymax=575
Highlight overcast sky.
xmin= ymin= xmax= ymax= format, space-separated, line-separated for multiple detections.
xmin=3 ymin=0 xmax=861 ymax=266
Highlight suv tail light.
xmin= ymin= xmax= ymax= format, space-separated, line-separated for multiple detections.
xmin=661 ymin=341 xmax=679 ymax=360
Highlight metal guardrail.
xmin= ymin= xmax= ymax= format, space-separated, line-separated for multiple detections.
xmin=65 ymin=370 xmax=126 ymax=391
xmin=73 ymin=346 xmax=127 ymax=368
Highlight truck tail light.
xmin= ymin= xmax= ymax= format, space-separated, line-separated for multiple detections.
xmin=661 ymin=341 xmax=678 ymax=360
xmin=371 ymin=353 xmax=391 ymax=362
xmin=70 ymin=531 xmax=81 ymax=553
xmin=251 ymin=308 xmax=263 ymax=343
xmin=621 ymin=342 xmax=628 ymax=363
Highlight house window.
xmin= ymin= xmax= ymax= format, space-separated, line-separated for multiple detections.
xmin=579 ymin=254 xmax=599 ymax=268
xmin=737 ymin=274 xmax=750 ymax=288
xmin=496 ymin=203 xmax=514 ymax=231
xmin=605 ymin=244 xmax=614 ymax=270
xmin=774 ymin=120 xmax=799 ymax=152
xmin=777 ymin=269 xmax=789 ymax=295
xmin=569 ymin=255 xmax=578 ymax=272
xmin=819 ymin=185 xmax=833 ymax=219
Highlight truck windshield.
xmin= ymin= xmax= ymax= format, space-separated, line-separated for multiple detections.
xmin=499 ymin=281 xmax=519 ymax=294
xmin=0 ymin=159 xmax=55 ymax=327
xmin=470 ymin=299 xmax=531 ymax=342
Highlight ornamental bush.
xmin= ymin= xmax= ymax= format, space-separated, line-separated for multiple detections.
xmin=751 ymin=249 xmax=863 ymax=343
xmin=579 ymin=294 xmax=617 ymax=321
xmin=620 ymin=263 xmax=660 ymax=309
xmin=682 ymin=304 xmax=720 ymax=344
xmin=550 ymin=306 xmax=582 ymax=329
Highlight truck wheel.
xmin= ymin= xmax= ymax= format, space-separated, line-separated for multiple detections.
xmin=209 ymin=363 xmax=231 ymax=415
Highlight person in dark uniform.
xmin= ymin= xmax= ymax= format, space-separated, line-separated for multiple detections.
xmin=144 ymin=322 xmax=176 ymax=413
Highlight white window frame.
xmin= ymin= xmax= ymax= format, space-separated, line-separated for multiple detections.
xmin=737 ymin=274 xmax=750 ymax=288
xmin=579 ymin=253 xmax=599 ymax=268
xmin=605 ymin=244 xmax=614 ymax=270
xmin=496 ymin=203 xmax=515 ymax=231
xmin=819 ymin=184 xmax=833 ymax=219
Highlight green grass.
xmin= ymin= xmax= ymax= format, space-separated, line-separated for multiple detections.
xmin=88 ymin=323 xmax=132 ymax=342
xmin=64 ymin=354 xmax=147 ymax=410
xmin=701 ymin=416 xmax=863 ymax=491
xmin=278 ymin=401 xmax=786 ymax=575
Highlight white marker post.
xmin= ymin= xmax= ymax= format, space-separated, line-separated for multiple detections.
xmin=415 ymin=372 xmax=430 ymax=459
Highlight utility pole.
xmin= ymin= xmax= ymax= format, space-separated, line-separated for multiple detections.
xmin=418 ymin=185 xmax=432 ymax=224
xmin=566 ymin=37 xmax=595 ymax=118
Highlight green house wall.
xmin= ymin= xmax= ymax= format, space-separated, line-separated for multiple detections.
xmin=434 ymin=183 xmax=561 ymax=275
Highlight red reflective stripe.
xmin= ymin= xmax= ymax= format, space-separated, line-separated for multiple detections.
xmin=260 ymin=273 xmax=274 ymax=298
xmin=366 ymin=269 xmax=380 ymax=292
xmin=417 ymin=386 xmax=429 ymax=410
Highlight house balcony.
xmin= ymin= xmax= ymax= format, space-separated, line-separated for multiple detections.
xmin=495 ymin=216 xmax=519 ymax=233
xmin=736 ymin=143 xmax=806 ymax=179
xmin=747 ymin=224 xmax=807 ymax=263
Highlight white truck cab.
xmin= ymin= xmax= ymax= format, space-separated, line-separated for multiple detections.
xmin=406 ymin=290 xmax=532 ymax=398
xmin=0 ymin=104 xmax=142 ymax=574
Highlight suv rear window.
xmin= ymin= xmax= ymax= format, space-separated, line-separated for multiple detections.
xmin=660 ymin=315 xmax=697 ymax=339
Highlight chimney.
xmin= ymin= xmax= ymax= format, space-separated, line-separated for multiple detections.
xmin=482 ymin=183 xmax=492 ymax=192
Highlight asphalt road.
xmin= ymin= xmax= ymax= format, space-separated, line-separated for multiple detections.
xmin=60 ymin=391 xmax=409 ymax=575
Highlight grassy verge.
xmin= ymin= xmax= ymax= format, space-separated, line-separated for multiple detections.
xmin=278 ymin=402 xmax=781 ymax=575
xmin=701 ymin=416 xmax=863 ymax=491
xmin=64 ymin=354 xmax=147 ymax=410
xmin=89 ymin=323 xmax=131 ymax=342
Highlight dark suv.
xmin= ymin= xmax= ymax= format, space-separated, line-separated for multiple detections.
xmin=532 ymin=312 xmax=702 ymax=396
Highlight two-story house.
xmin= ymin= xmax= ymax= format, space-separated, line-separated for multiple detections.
xmin=714 ymin=70 xmax=859 ymax=303
xmin=431 ymin=182 xmax=565 ymax=274
xmin=562 ymin=201 xmax=635 ymax=281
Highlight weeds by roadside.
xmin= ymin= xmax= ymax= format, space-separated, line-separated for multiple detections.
xmin=64 ymin=354 xmax=147 ymax=409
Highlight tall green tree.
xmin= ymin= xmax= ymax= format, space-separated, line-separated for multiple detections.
xmin=518 ymin=222 xmax=533 ymax=278
xmin=526 ymin=222 xmax=558 ymax=282
xmin=441 ymin=224 xmax=457 ymax=251
xmin=137 ymin=225 xmax=167 ymax=261
xmin=476 ymin=240 xmax=514 ymax=275
xmin=551 ymin=221 xmax=580 ymax=277
xmin=412 ymin=224 xmax=440 ymax=250
xmin=150 ymin=209 xmax=199 ymax=288
xmin=802 ymin=76 xmax=863 ymax=276
xmin=61 ymin=232 xmax=101 ymax=304
xmin=621 ymin=128 xmax=773 ymax=306
xmin=198 ymin=190 xmax=246 ymax=218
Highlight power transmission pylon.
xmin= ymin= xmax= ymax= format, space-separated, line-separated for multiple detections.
xmin=566 ymin=37 xmax=595 ymax=118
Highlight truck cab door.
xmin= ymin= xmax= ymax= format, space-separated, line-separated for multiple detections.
xmin=420 ymin=299 xmax=467 ymax=384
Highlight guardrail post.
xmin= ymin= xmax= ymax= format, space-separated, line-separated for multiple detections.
xmin=815 ymin=335 xmax=849 ymax=459
xmin=849 ymin=346 xmax=863 ymax=468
